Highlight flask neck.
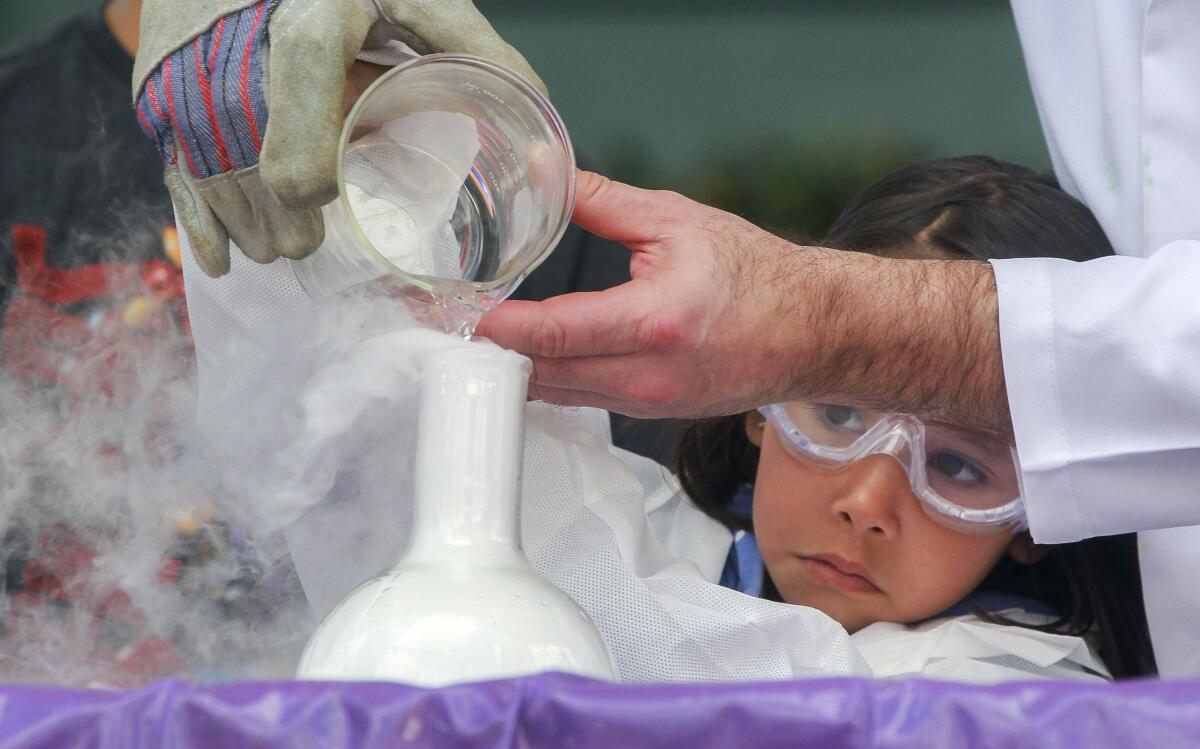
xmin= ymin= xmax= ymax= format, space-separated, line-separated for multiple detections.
xmin=407 ymin=342 xmax=531 ymax=562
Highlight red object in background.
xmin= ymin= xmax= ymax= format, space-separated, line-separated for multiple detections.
xmin=10 ymin=226 xmax=138 ymax=305
xmin=93 ymin=588 xmax=147 ymax=632
xmin=20 ymin=524 xmax=96 ymax=602
xmin=140 ymin=260 xmax=177 ymax=294
xmin=0 ymin=227 xmax=195 ymax=685
xmin=2 ymin=224 xmax=191 ymax=398
xmin=4 ymin=524 xmax=186 ymax=686
xmin=158 ymin=556 xmax=182 ymax=585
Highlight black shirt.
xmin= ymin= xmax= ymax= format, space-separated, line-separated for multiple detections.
xmin=0 ymin=5 xmax=673 ymax=462
xmin=0 ymin=8 xmax=174 ymax=275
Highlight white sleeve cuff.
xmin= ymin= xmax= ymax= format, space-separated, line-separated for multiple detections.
xmin=992 ymin=246 xmax=1200 ymax=543
xmin=991 ymin=258 xmax=1085 ymax=544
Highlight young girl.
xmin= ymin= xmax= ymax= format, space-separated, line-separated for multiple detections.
xmin=676 ymin=156 xmax=1156 ymax=680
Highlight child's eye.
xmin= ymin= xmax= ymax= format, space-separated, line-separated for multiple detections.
xmin=820 ymin=405 xmax=864 ymax=432
xmin=929 ymin=451 xmax=986 ymax=485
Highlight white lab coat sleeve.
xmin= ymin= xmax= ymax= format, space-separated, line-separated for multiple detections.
xmin=999 ymin=0 xmax=1200 ymax=544
xmin=993 ymin=246 xmax=1200 ymax=543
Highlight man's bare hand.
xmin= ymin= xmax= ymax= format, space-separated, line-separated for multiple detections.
xmin=478 ymin=171 xmax=1012 ymax=435
xmin=477 ymin=171 xmax=815 ymax=419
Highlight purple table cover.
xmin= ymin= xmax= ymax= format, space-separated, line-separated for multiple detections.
xmin=1 ymin=674 xmax=1197 ymax=748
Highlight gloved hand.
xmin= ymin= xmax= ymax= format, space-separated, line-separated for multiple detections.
xmin=133 ymin=0 xmax=545 ymax=277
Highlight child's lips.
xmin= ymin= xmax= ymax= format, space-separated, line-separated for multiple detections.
xmin=796 ymin=553 xmax=881 ymax=594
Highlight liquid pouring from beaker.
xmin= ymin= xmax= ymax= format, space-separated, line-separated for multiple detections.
xmin=289 ymin=54 xmax=577 ymax=337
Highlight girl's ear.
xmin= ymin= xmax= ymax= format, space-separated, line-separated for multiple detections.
xmin=744 ymin=412 xmax=765 ymax=447
xmin=1007 ymin=531 xmax=1052 ymax=566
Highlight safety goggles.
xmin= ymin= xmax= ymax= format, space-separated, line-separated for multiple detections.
xmin=758 ymin=403 xmax=1026 ymax=534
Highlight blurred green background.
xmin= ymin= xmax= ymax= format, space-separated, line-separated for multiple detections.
xmin=0 ymin=0 xmax=1048 ymax=239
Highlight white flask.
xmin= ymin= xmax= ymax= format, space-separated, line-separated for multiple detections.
xmin=296 ymin=341 xmax=615 ymax=685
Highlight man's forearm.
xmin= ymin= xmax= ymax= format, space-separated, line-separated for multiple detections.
xmin=480 ymin=176 xmax=1015 ymax=429
xmin=793 ymin=249 xmax=1013 ymax=438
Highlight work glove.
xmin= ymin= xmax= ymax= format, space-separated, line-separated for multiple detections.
xmin=133 ymin=0 xmax=545 ymax=277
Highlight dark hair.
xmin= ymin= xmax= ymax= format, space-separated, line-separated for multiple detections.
xmin=675 ymin=156 xmax=1156 ymax=679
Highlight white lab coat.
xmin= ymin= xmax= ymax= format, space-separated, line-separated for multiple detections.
xmin=999 ymin=0 xmax=1200 ymax=675
xmin=852 ymin=611 xmax=1108 ymax=683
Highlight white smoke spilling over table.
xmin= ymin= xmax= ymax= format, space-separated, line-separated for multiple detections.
xmin=0 ymin=248 xmax=449 ymax=687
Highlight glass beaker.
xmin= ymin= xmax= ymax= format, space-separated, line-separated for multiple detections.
xmin=291 ymin=53 xmax=576 ymax=316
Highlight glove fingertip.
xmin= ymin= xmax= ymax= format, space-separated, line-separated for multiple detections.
xmin=186 ymin=219 xmax=232 ymax=277
xmin=273 ymin=210 xmax=326 ymax=261
xmin=165 ymin=165 xmax=233 ymax=277
xmin=217 ymin=173 xmax=326 ymax=263
xmin=196 ymin=243 xmax=232 ymax=278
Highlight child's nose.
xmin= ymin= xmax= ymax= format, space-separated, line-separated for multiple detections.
xmin=829 ymin=454 xmax=908 ymax=538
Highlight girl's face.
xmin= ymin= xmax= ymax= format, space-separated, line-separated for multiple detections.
xmin=748 ymin=415 xmax=1039 ymax=633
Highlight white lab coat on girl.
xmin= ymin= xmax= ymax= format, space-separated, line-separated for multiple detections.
xmin=997 ymin=0 xmax=1200 ymax=676
xmin=533 ymin=405 xmax=1107 ymax=683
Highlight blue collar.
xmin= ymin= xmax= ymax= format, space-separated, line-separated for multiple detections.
xmin=718 ymin=484 xmax=763 ymax=596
